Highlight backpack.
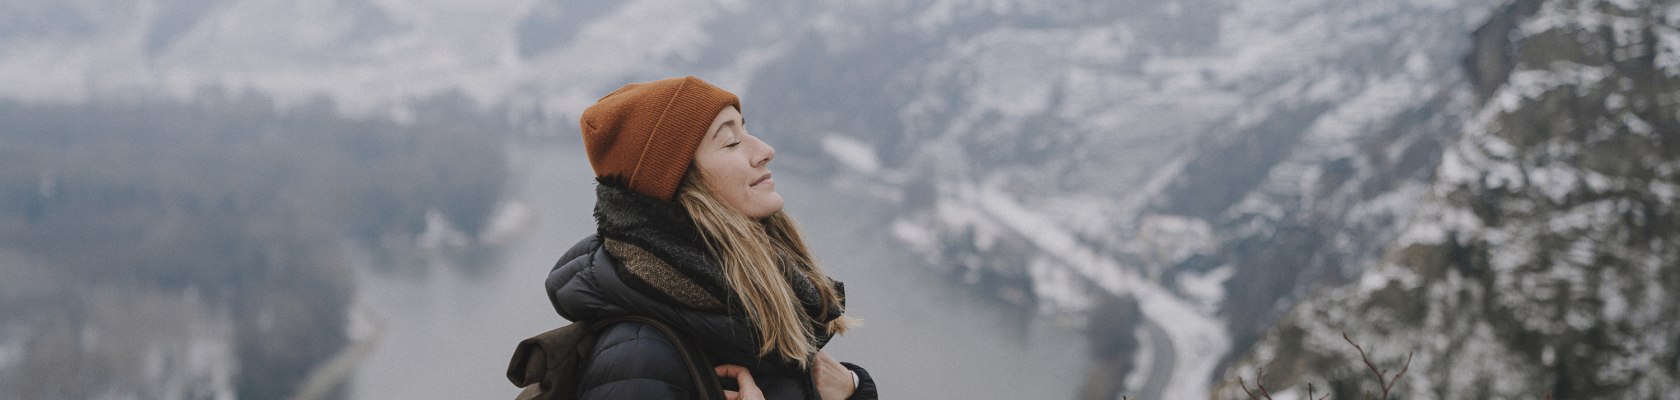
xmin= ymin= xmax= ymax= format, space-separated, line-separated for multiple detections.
xmin=506 ymin=315 xmax=725 ymax=400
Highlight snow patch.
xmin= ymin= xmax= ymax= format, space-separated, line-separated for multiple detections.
xmin=1481 ymin=134 xmax=1518 ymax=159
xmin=1398 ymin=218 xmax=1449 ymax=245
xmin=1303 ymin=75 xmax=1420 ymax=146
xmin=1564 ymin=239 xmax=1596 ymax=266
xmin=1178 ymin=265 xmax=1233 ymax=313
xmin=1027 ymin=256 xmax=1092 ymax=314
xmin=1487 ymin=235 xmax=1534 ymax=273
xmin=1651 ymin=181 xmax=1678 ymax=205
xmin=891 ymin=219 xmax=937 ymax=254
xmin=1359 ymin=268 xmax=1396 ymax=293
xmin=1137 ymin=214 xmax=1215 ymax=266
xmin=932 ymin=191 xmax=1006 ymax=253
xmin=416 ymin=208 xmax=472 ymax=249
xmin=1494 ymin=63 xmax=1611 ymax=115
xmin=1604 ymin=0 xmax=1642 ymax=12
xmin=1527 ymin=164 xmax=1580 ymax=204
xmin=1547 ymin=199 xmax=1619 ymax=234
xmin=1583 ymin=170 xmax=1614 ymax=192
xmin=477 ymin=200 xmax=534 ymax=245
xmin=821 ymin=134 xmax=882 ymax=175
xmin=1437 ymin=147 xmax=1478 ymax=186
xmin=1121 ymin=322 xmax=1156 ymax=391
xmin=1622 ymin=112 xmax=1655 ymax=136
xmin=1600 ymin=277 xmax=1630 ymax=321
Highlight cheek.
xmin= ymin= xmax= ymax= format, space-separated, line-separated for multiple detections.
xmin=720 ymin=159 xmax=755 ymax=187
xmin=694 ymin=154 xmax=731 ymax=188
xmin=700 ymin=163 xmax=750 ymax=199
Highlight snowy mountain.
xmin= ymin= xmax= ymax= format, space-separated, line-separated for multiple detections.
xmin=832 ymin=0 xmax=1500 ymax=397
xmin=1216 ymin=0 xmax=1680 ymax=398
xmin=11 ymin=0 xmax=1674 ymax=398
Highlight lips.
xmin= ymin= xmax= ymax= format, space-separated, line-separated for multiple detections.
xmin=752 ymin=172 xmax=773 ymax=186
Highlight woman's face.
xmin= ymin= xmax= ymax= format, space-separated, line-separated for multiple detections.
xmin=694 ymin=106 xmax=783 ymax=218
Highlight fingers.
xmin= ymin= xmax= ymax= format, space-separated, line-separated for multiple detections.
xmin=714 ymin=364 xmax=755 ymax=385
xmin=716 ymin=364 xmax=763 ymax=400
xmin=808 ymin=351 xmax=857 ymax=400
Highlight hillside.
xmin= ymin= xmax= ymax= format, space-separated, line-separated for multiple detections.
xmin=1217 ymin=0 xmax=1680 ymax=398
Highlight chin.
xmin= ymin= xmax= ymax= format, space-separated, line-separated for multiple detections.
xmin=747 ymin=194 xmax=785 ymax=218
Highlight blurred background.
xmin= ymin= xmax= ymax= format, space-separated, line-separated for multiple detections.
xmin=2 ymin=0 xmax=1677 ymax=399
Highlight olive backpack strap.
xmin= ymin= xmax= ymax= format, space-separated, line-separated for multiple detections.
xmin=595 ymin=315 xmax=726 ymax=400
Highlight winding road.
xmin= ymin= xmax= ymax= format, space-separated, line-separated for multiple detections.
xmin=1135 ymin=321 xmax=1174 ymax=400
xmin=962 ymin=183 xmax=1229 ymax=399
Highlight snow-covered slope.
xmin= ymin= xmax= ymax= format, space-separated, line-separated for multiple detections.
xmin=16 ymin=0 xmax=1663 ymax=397
xmin=1217 ymin=0 xmax=1680 ymax=398
xmin=846 ymin=0 xmax=1498 ymax=396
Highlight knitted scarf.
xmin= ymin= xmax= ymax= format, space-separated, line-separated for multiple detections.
xmin=591 ymin=177 xmax=844 ymax=347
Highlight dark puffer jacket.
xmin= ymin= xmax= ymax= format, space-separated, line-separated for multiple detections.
xmin=546 ymin=181 xmax=877 ymax=399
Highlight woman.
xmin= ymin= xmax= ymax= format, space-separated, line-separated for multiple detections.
xmin=545 ymin=76 xmax=878 ymax=399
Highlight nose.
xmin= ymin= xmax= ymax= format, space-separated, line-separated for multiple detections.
xmin=752 ymin=136 xmax=775 ymax=168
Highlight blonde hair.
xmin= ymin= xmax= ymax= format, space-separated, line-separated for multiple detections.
xmin=677 ymin=168 xmax=853 ymax=366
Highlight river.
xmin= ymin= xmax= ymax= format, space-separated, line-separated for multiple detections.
xmin=348 ymin=141 xmax=1090 ymax=399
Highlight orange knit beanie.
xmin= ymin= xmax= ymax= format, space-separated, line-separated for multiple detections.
xmin=580 ymin=76 xmax=741 ymax=202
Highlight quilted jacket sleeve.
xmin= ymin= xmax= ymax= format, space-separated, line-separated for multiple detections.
xmin=578 ymin=321 xmax=696 ymax=400
xmin=841 ymin=362 xmax=877 ymax=400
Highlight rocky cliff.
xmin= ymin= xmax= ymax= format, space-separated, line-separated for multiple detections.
xmin=1217 ymin=0 xmax=1680 ymax=398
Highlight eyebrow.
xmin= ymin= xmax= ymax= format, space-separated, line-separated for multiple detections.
xmin=711 ymin=119 xmax=739 ymax=140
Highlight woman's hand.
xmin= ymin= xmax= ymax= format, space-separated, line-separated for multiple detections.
xmin=810 ymin=351 xmax=856 ymax=400
xmin=715 ymin=364 xmax=765 ymax=400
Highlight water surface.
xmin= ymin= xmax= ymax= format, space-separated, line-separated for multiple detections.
xmin=350 ymin=142 xmax=1088 ymax=399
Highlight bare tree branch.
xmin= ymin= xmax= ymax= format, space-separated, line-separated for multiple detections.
xmin=1384 ymin=352 xmax=1414 ymax=395
xmin=1343 ymin=332 xmax=1412 ymax=400
xmin=1238 ymin=367 xmax=1274 ymax=400
xmin=1308 ymin=382 xmax=1330 ymax=400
